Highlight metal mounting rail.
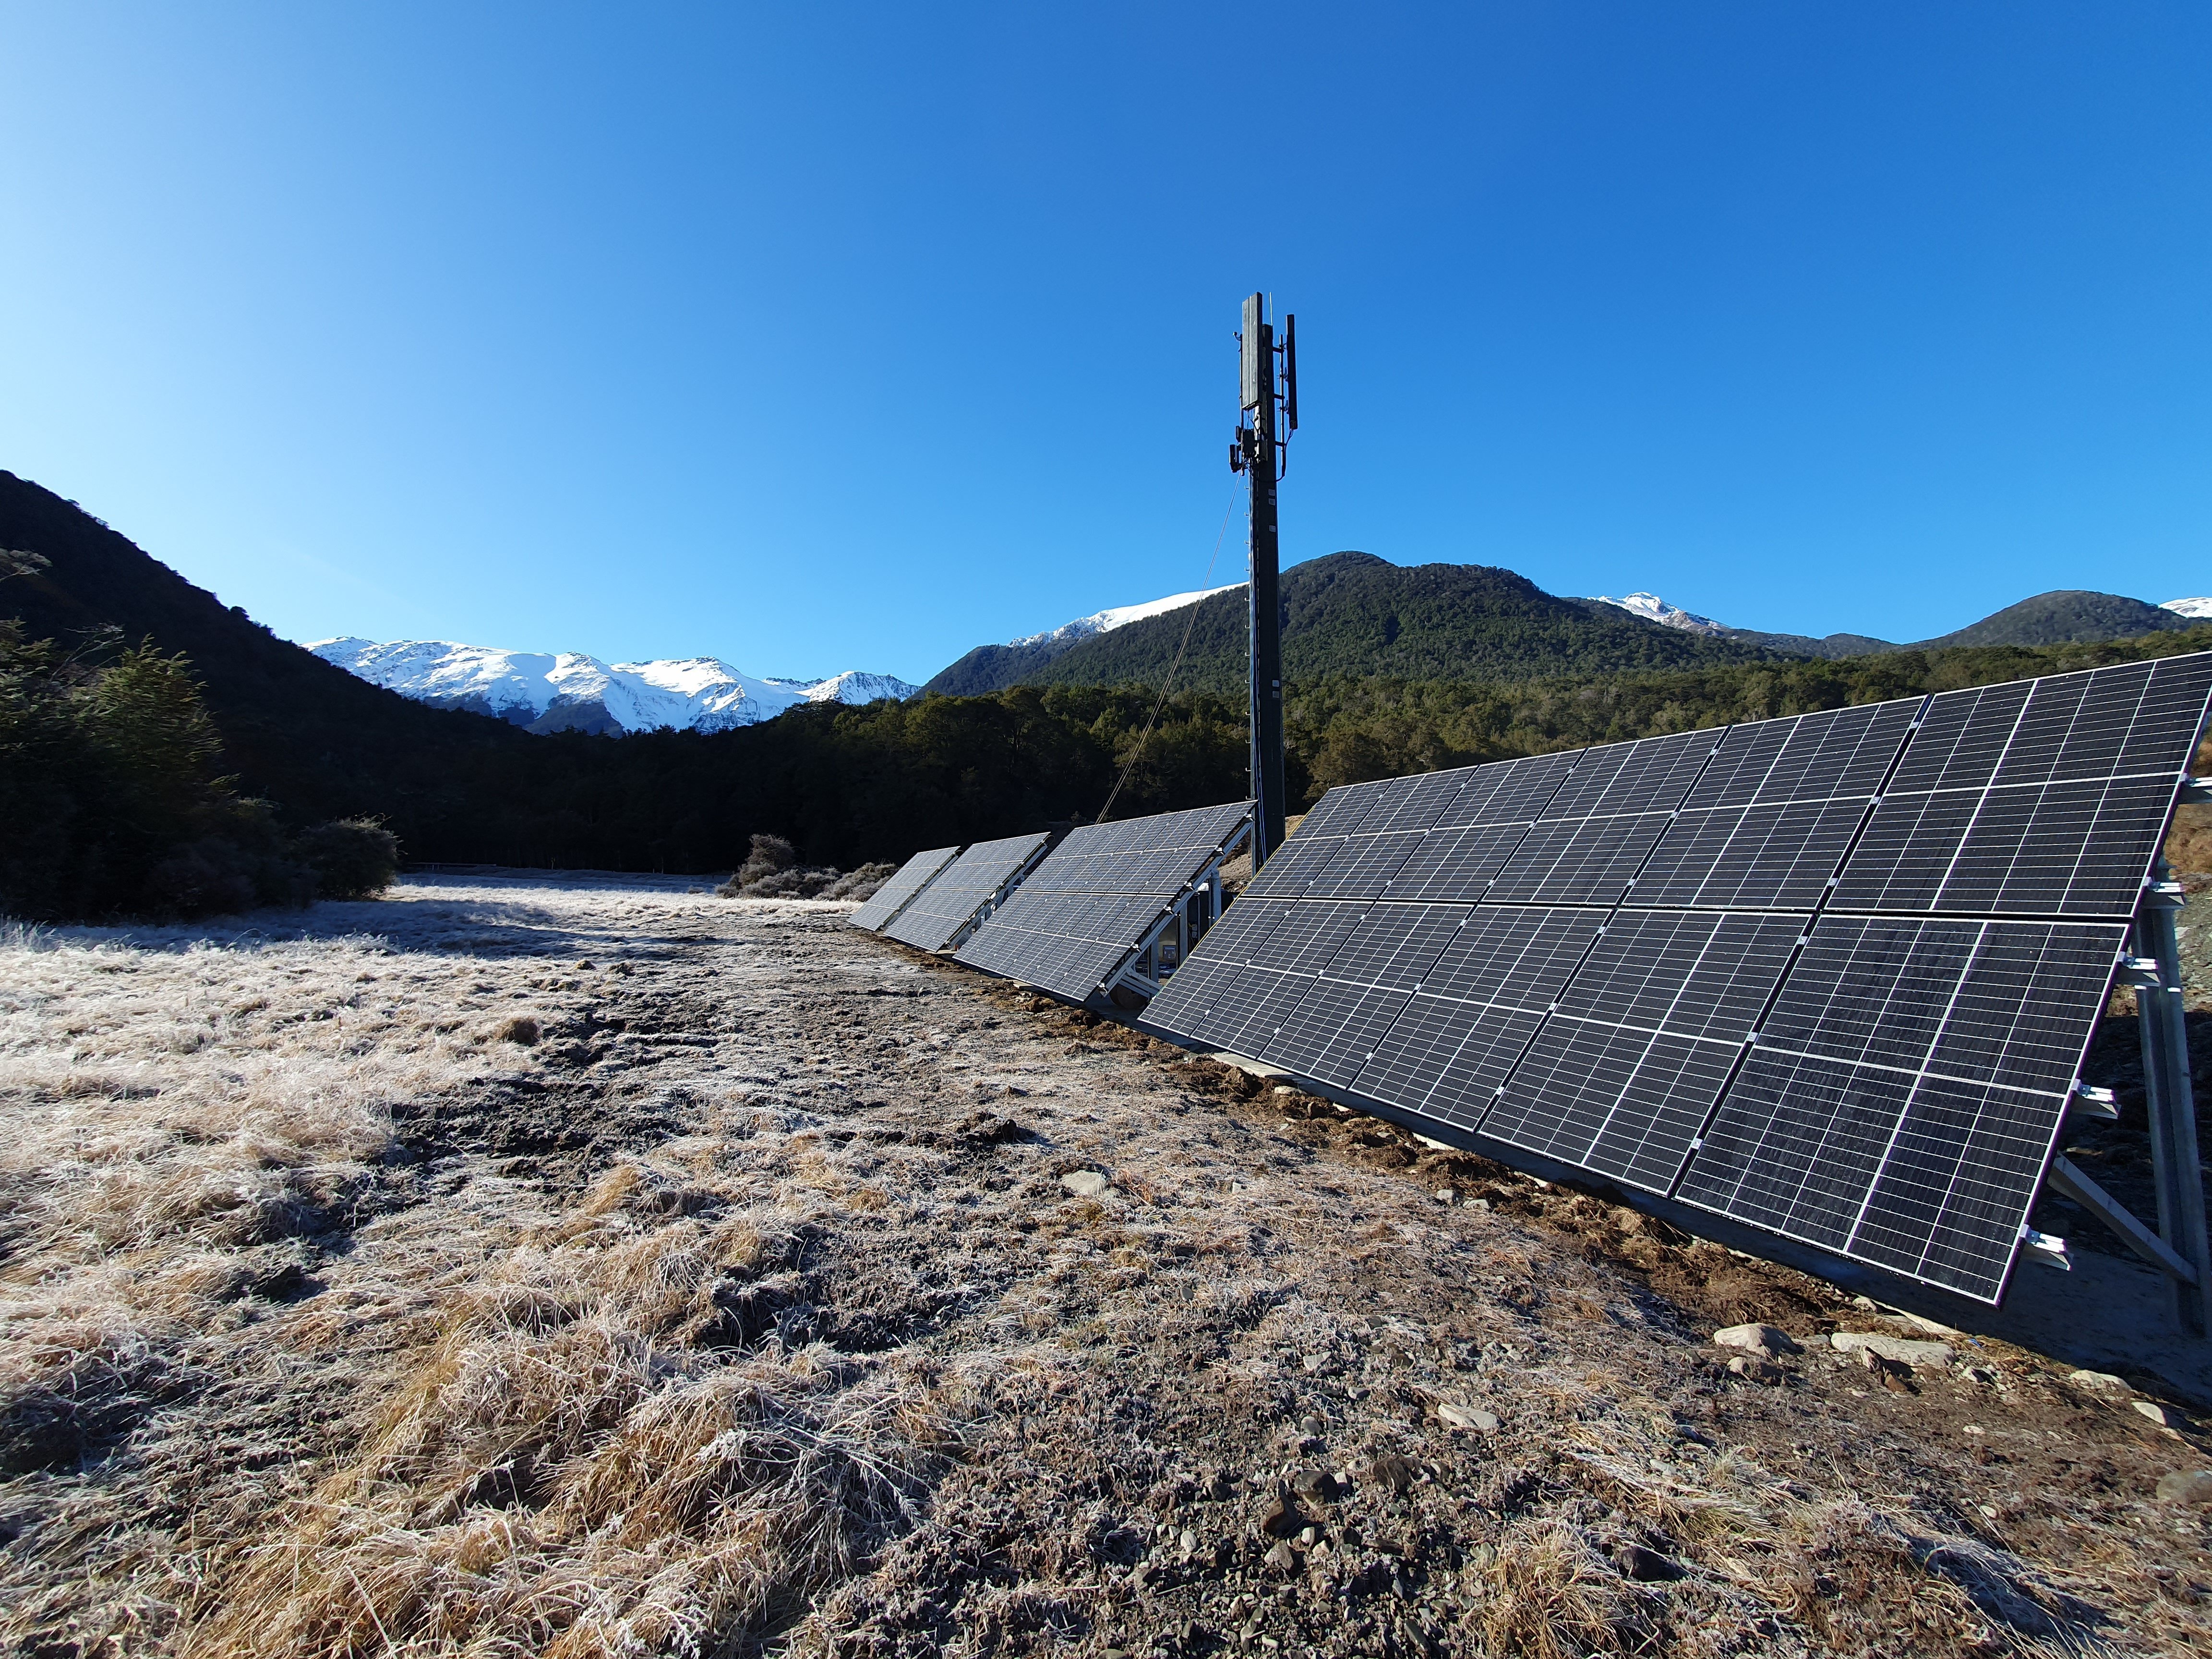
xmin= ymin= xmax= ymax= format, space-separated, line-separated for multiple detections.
xmin=1107 ymin=856 xmax=1234 ymax=1002
xmin=2127 ymin=857 xmax=2211 ymax=1333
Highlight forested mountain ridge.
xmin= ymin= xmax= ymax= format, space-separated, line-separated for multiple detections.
xmin=8 ymin=471 xmax=2207 ymax=898
xmin=936 ymin=555 xmax=2204 ymax=689
xmin=1016 ymin=552 xmax=1793 ymax=692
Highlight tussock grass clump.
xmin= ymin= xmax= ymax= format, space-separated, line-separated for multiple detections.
xmin=186 ymin=1200 xmax=959 ymax=1659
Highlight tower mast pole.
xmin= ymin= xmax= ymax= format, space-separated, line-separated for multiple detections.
xmin=1238 ymin=293 xmax=1290 ymax=867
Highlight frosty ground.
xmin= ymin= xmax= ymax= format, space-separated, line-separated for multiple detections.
xmin=3 ymin=873 xmax=2210 ymax=1658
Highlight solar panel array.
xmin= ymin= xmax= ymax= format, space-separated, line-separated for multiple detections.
xmin=956 ymin=801 xmax=1253 ymax=999
xmin=1144 ymin=652 xmax=2212 ymax=1303
xmin=848 ymin=845 xmax=962 ymax=932
xmin=882 ymin=832 xmax=1052 ymax=953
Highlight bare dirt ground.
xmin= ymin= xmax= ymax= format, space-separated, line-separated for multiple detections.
xmin=4 ymin=871 xmax=2211 ymax=1659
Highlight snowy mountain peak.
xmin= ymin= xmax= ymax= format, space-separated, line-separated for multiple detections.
xmin=307 ymin=638 xmax=917 ymax=735
xmin=2162 ymin=597 xmax=2212 ymax=619
xmin=1010 ymin=583 xmax=1241 ymax=649
xmin=1587 ymin=592 xmax=1731 ymax=637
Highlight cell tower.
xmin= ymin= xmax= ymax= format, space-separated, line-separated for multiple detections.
xmin=1231 ymin=294 xmax=1296 ymax=867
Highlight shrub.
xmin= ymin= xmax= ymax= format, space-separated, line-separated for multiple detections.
xmin=820 ymin=861 xmax=897 ymax=902
xmin=0 ymin=628 xmax=317 ymax=921
xmin=742 ymin=866 xmax=842 ymax=898
xmin=714 ymin=834 xmax=847 ymax=899
xmin=298 ymin=817 xmax=401 ymax=901
xmin=735 ymin=833 xmax=797 ymax=887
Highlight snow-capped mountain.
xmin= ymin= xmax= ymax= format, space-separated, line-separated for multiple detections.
xmin=1586 ymin=591 xmax=1731 ymax=637
xmin=1009 ymin=584 xmax=1242 ymax=650
xmin=2164 ymin=597 xmax=2212 ymax=619
xmin=308 ymin=638 xmax=917 ymax=736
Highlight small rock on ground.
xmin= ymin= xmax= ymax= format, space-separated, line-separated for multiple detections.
xmin=1830 ymin=1331 xmax=1955 ymax=1367
xmin=2154 ymin=1469 xmax=2212 ymax=1504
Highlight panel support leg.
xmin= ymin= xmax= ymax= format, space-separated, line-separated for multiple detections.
xmin=2136 ymin=862 xmax=2210 ymax=1335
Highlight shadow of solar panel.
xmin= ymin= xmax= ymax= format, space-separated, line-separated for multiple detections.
xmin=1832 ymin=654 xmax=2212 ymax=917
xmin=1478 ymin=912 xmax=1802 ymax=1191
xmin=883 ymin=832 xmax=1049 ymax=951
xmin=849 ymin=845 xmax=961 ymax=931
xmin=1678 ymin=917 xmax=2125 ymax=1301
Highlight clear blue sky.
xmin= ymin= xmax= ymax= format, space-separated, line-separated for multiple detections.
xmin=3 ymin=4 xmax=2206 ymax=683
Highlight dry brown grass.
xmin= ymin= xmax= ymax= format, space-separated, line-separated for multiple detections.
xmin=184 ymin=1211 xmax=961 ymax=1659
xmin=6 ymin=876 xmax=2210 ymax=1659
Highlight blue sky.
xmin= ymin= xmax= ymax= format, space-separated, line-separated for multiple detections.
xmin=2 ymin=4 xmax=2206 ymax=683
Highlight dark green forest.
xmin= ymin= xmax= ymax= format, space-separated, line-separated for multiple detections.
xmin=6 ymin=469 xmax=2210 ymax=920
xmin=928 ymin=552 xmax=1792 ymax=696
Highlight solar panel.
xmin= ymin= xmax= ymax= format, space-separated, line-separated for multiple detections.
xmin=954 ymin=802 xmax=1253 ymax=1000
xmin=848 ymin=845 xmax=961 ymax=932
xmin=1629 ymin=700 xmax=1920 ymax=911
xmin=882 ymin=832 xmax=1052 ymax=952
xmin=1677 ymin=918 xmax=2128 ymax=1299
xmin=1141 ymin=650 xmax=2212 ymax=1306
xmin=1477 ymin=911 xmax=1804 ymax=1192
xmin=1483 ymin=730 xmax=1720 ymax=906
xmin=1832 ymin=654 xmax=2212 ymax=918
xmin=1349 ymin=907 xmax=1605 ymax=1130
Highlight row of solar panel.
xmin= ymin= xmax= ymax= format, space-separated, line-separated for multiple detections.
xmin=1142 ymin=651 xmax=2212 ymax=1304
xmin=849 ymin=801 xmax=1255 ymax=1001
xmin=1254 ymin=655 xmax=2211 ymax=922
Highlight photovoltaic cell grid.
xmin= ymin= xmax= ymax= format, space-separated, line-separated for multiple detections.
xmin=881 ymin=832 xmax=1051 ymax=953
xmin=848 ymin=845 xmax=961 ymax=932
xmin=1144 ymin=651 xmax=2212 ymax=1303
xmin=955 ymin=802 xmax=1253 ymax=1000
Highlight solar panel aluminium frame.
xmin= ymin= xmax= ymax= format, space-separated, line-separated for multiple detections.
xmin=1140 ymin=652 xmax=2212 ymax=1309
xmin=848 ymin=844 xmax=962 ymax=932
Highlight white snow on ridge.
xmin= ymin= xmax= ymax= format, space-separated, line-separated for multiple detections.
xmin=1587 ymin=592 xmax=1731 ymax=637
xmin=800 ymin=670 xmax=919 ymax=705
xmin=1010 ymin=583 xmax=1242 ymax=649
xmin=308 ymin=638 xmax=917 ymax=734
xmin=2163 ymin=597 xmax=2212 ymax=619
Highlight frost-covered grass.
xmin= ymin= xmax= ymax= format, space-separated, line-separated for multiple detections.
xmin=3 ymin=874 xmax=2207 ymax=1658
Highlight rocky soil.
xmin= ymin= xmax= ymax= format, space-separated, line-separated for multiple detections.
xmin=2 ymin=871 xmax=2209 ymax=1658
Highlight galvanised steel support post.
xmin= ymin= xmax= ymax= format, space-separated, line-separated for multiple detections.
xmin=2135 ymin=857 xmax=2210 ymax=1334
